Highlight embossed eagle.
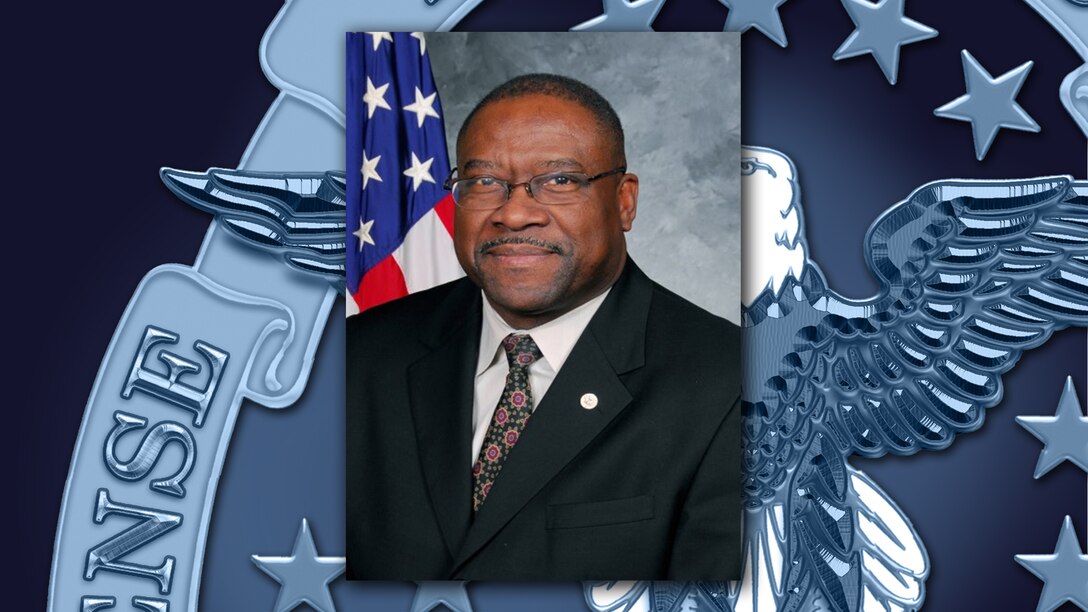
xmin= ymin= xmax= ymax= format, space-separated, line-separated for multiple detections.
xmin=588 ymin=147 xmax=1087 ymax=612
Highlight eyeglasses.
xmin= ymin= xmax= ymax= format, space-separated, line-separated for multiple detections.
xmin=443 ymin=166 xmax=627 ymax=210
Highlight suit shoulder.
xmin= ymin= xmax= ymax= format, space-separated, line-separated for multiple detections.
xmin=633 ymin=279 xmax=742 ymax=426
xmin=348 ymin=276 xmax=476 ymax=352
xmin=643 ymin=280 xmax=742 ymax=402
xmin=347 ymin=277 xmax=469 ymax=338
xmin=646 ymin=281 xmax=740 ymax=348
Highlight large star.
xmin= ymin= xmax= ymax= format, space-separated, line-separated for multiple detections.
xmin=1015 ymin=516 xmax=1088 ymax=612
xmin=934 ymin=50 xmax=1039 ymax=161
xmin=369 ymin=32 xmax=393 ymax=51
xmin=403 ymin=153 xmax=436 ymax=191
xmin=832 ymin=0 xmax=937 ymax=85
xmin=251 ymin=519 xmax=345 ymax=612
xmin=571 ymin=0 xmax=665 ymax=32
xmin=360 ymin=151 xmax=382 ymax=189
xmin=410 ymin=582 xmax=474 ymax=612
xmin=353 ymin=218 xmax=376 ymax=251
xmin=362 ymin=77 xmax=391 ymax=119
xmin=403 ymin=87 xmax=440 ymax=128
xmin=719 ymin=0 xmax=789 ymax=48
xmin=1016 ymin=376 xmax=1088 ymax=477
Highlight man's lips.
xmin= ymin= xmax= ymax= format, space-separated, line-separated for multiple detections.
xmin=486 ymin=245 xmax=556 ymax=256
xmin=485 ymin=247 xmax=557 ymax=268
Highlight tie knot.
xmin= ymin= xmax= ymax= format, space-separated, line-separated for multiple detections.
xmin=502 ymin=333 xmax=542 ymax=368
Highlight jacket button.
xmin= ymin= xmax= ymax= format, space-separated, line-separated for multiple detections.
xmin=580 ymin=393 xmax=598 ymax=410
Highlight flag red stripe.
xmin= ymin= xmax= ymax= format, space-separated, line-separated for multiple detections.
xmin=353 ymin=255 xmax=409 ymax=311
xmin=434 ymin=193 xmax=456 ymax=238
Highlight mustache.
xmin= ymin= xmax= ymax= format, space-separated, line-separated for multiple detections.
xmin=479 ymin=236 xmax=565 ymax=255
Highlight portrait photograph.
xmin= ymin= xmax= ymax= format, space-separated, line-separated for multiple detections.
xmin=344 ymin=31 xmax=742 ymax=581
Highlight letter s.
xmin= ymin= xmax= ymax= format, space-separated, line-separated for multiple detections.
xmin=104 ymin=411 xmax=195 ymax=498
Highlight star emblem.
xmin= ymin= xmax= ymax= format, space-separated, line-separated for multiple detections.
xmin=362 ymin=77 xmax=392 ymax=119
xmin=832 ymin=0 xmax=937 ymax=85
xmin=719 ymin=0 xmax=789 ymax=48
xmin=411 ymin=32 xmax=427 ymax=56
xmin=934 ymin=50 xmax=1039 ymax=161
xmin=403 ymin=153 xmax=436 ymax=191
xmin=410 ymin=581 xmax=474 ymax=612
xmin=1016 ymin=376 xmax=1088 ymax=477
xmin=353 ymin=218 xmax=376 ymax=251
xmin=360 ymin=151 xmax=382 ymax=189
xmin=403 ymin=87 xmax=440 ymax=128
xmin=1015 ymin=516 xmax=1088 ymax=612
xmin=571 ymin=0 xmax=665 ymax=32
xmin=251 ymin=519 xmax=345 ymax=612
xmin=369 ymin=32 xmax=393 ymax=51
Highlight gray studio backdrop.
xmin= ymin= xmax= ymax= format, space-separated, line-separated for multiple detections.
xmin=427 ymin=32 xmax=741 ymax=322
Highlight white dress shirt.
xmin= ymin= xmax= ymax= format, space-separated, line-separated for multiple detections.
xmin=471 ymin=289 xmax=611 ymax=465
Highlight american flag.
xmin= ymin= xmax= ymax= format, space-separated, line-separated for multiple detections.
xmin=345 ymin=31 xmax=463 ymax=315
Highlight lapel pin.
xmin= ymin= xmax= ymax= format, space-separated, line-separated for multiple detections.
xmin=580 ymin=393 xmax=598 ymax=410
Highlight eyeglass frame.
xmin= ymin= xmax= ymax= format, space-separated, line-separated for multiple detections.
xmin=442 ymin=166 xmax=628 ymax=209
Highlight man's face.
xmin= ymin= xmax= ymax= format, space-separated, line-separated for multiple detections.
xmin=454 ymin=94 xmax=638 ymax=328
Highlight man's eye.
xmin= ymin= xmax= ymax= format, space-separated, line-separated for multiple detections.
xmin=542 ymin=174 xmax=583 ymax=189
xmin=461 ymin=177 xmax=500 ymax=191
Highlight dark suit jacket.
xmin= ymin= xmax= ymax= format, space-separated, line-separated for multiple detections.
xmin=346 ymin=259 xmax=742 ymax=580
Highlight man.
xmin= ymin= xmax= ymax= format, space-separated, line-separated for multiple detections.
xmin=346 ymin=74 xmax=741 ymax=580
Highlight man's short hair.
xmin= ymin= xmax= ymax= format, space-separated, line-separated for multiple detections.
xmin=456 ymin=73 xmax=626 ymax=163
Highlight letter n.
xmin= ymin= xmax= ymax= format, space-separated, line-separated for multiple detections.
xmin=84 ymin=489 xmax=182 ymax=594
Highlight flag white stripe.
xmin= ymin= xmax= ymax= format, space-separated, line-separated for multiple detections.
xmin=391 ymin=207 xmax=464 ymax=293
xmin=346 ymin=290 xmax=360 ymax=316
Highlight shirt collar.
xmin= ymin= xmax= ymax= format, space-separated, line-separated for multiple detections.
xmin=476 ymin=288 xmax=612 ymax=376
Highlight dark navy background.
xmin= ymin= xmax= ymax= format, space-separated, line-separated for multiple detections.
xmin=13 ymin=2 xmax=282 ymax=609
xmin=14 ymin=0 xmax=1085 ymax=610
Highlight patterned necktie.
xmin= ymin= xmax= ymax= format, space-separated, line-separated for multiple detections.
xmin=472 ymin=333 xmax=543 ymax=512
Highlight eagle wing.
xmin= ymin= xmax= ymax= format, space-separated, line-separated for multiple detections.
xmin=780 ymin=177 xmax=1087 ymax=458
xmin=160 ymin=167 xmax=347 ymax=289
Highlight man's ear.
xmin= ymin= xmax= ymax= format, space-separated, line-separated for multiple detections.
xmin=617 ymin=173 xmax=638 ymax=232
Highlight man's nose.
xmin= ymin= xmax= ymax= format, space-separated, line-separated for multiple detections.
xmin=490 ymin=183 xmax=549 ymax=229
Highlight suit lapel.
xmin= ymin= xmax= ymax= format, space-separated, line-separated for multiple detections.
xmin=450 ymin=259 xmax=654 ymax=573
xmin=407 ymin=279 xmax=481 ymax=559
